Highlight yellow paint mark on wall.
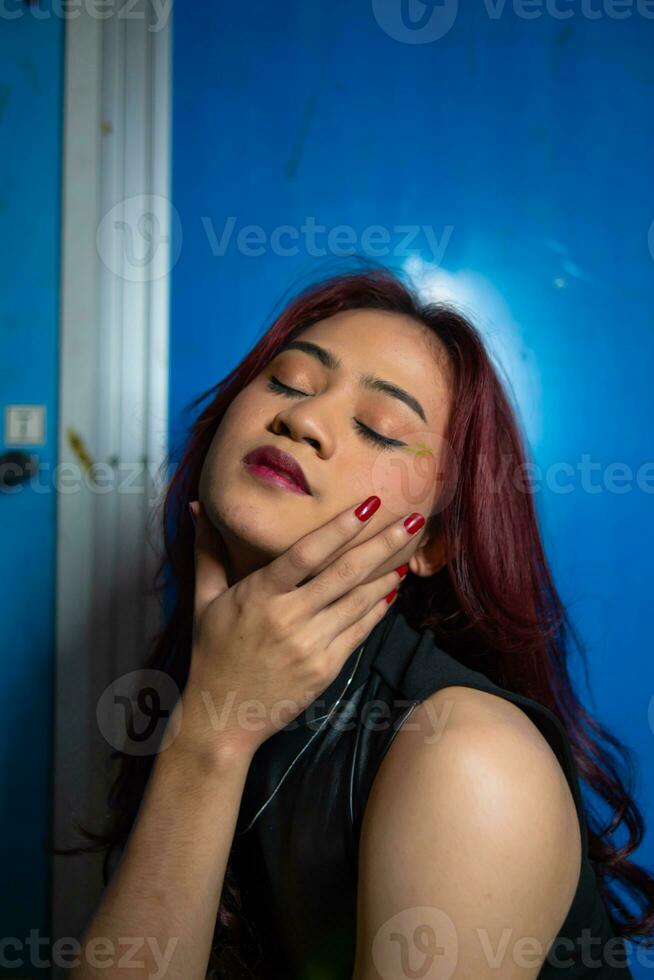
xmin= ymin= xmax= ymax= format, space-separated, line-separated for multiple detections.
xmin=66 ymin=427 xmax=96 ymax=479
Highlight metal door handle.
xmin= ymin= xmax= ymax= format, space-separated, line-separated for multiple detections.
xmin=0 ymin=451 xmax=38 ymax=488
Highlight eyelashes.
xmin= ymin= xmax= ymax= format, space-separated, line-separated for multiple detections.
xmin=265 ymin=376 xmax=403 ymax=452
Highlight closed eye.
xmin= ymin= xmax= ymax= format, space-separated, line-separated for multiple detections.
xmin=266 ymin=376 xmax=405 ymax=452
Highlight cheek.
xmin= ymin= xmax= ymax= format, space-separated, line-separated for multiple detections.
xmin=367 ymin=448 xmax=440 ymax=522
xmin=198 ymin=396 xmax=255 ymax=483
xmin=213 ymin=389 xmax=265 ymax=446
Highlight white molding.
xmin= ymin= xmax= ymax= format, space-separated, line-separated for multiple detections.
xmin=53 ymin=1 xmax=171 ymax=962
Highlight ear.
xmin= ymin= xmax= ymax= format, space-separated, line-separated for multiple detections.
xmin=407 ymin=527 xmax=448 ymax=578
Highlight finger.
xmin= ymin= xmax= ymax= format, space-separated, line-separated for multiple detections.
xmin=310 ymin=565 xmax=407 ymax=651
xmin=324 ymin=581 xmax=401 ymax=672
xmin=296 ymin=508 xmax=423 ymax=618
xmin=191 ymin=500 xmax=229 ymax=623
xmin=262 ymin=495 xmax=383 ymax=595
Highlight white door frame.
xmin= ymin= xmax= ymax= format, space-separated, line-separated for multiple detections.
xmin=54 ymin=0 xmax=171 ymax=960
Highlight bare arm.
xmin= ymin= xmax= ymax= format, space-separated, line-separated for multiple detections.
xmin=68 ymin=489 xmax=415 ymax=978
xmin=69 ymin=734 xmax=253 ymax=980
xmin=352 ymin=686 xmax=582 ymax=980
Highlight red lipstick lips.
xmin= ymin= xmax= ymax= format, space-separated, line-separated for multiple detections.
xmin=243 ymin=445 xmax=312 ymax=495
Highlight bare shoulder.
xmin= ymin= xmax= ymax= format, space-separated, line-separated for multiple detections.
xmin=373 ymin=683 xmax=582 ymax=836
xmin=407 ymin=682 xmax=558 ymax=743
xmin=391 ymin=683 xmax=578 ymax=775
xmin=352 ymin=684 xmax=583 ymax=980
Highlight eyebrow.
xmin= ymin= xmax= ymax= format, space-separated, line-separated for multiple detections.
xmin=277 ymin=339 xmax=428 ymax=424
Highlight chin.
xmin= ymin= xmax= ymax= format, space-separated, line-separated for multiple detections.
xmin=207 ymin=494 xmax=304 ymax=561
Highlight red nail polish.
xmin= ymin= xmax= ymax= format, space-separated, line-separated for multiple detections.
xmin=403 ymin=513 xmax=425 ymax=535
xmin=385 ymin=587 xmax=398 ymax=604
xmin=394 ymin=563 xmax=409 ymax=578
xmin=354 ymin=495 xmax=381 ymax=522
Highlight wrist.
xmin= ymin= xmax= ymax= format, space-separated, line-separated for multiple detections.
xmin=160 ymin=696 xmax=257 ymax=776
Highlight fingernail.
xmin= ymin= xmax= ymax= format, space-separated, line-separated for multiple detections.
xmin=403 ymin=512 xmax=425 ymax=535
xmin=354 ymin=495 xmax=381 ymax=522
xmin=385 ymin=587 xmax=398 ymax=604
xmin=188 ymin=502 xmax=197 ymax=528
xmin=394 ymin=563 xmax=409 ymax=578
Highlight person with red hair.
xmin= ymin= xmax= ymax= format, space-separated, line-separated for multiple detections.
xmin=63 ymin=266 xmax=653 ymax=979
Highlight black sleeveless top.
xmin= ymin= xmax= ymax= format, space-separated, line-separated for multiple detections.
xmin=230 ymin=603 xmax=633 ymax=979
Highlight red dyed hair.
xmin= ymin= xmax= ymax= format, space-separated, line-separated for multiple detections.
xmin=56 ymin=265 xmax=654 ymax=977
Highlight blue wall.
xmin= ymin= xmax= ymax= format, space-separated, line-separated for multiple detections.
xmin=0 ymin=3 xmax=63 ymax=971
xmin=170 ymin=2 xmax=654 ymax=972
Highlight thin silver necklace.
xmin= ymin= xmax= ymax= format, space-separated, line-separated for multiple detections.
xmin=234 ymin=640 xmax=367 ymax=836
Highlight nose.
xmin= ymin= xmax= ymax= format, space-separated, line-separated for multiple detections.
xmin=270 ymin=403 xmax=333 ymax=457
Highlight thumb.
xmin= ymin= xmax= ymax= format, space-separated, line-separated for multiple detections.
xmin=189 ymin=500 xmax=230 ymax=624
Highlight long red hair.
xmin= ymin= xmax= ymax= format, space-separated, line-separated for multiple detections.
xmin=56 ymin=265 xmax=654 ymax=977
